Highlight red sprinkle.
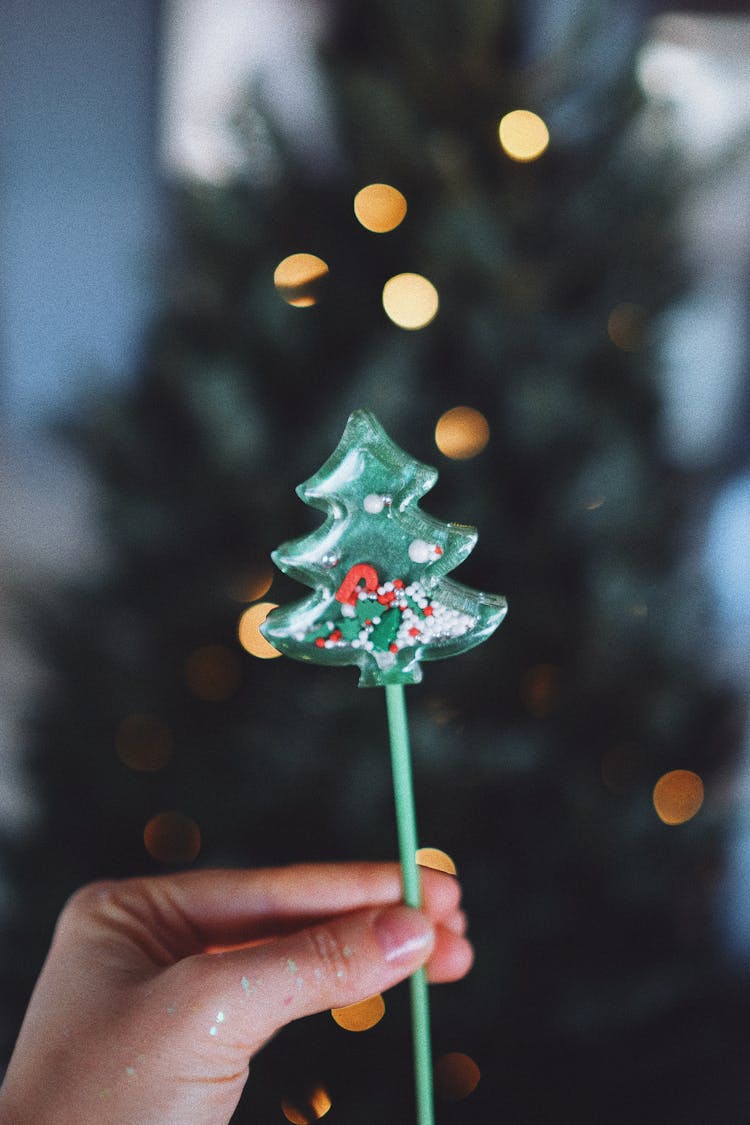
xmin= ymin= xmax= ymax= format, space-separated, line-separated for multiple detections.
xmin=389 ymin=643 xmax=399 ymax=653
xmin=393 ymin=579 xmax=405 ymax=588
xmin=409 ymin=627 xmax=420 ymax=637
xmin=434 ymin=546 xmax=443 ymax=555
xmin=423 ymin=606 xmax=434 ymax=616
xmin=330 ymin=630 xmax=342 ymax=642
xmin=315 ymin=637 xmax=326 ymax=647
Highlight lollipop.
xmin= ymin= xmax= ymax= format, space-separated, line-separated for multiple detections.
xmin=262 ymin=409 xmax=506 ymax=1124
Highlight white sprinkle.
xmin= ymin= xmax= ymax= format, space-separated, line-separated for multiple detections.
xmin=408 ymin=539 xmax=431 ymax=564
xmin=209 ymin=1026 xmax=217 ymax=1037
xmin=363 ymin=493 xmax=385 ymax=514
xmin=216 ymin=1011 xmax=225 ymax=1023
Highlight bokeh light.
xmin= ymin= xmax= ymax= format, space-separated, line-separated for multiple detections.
xmin=274 ymin=253 xmax=329 ymax=307
xmin=228 ymin=561 xmax=274 ymax=603
xmin=434 ymin=406 xmax=490 ymax=460
xmin=238 ymin=602 xmax=282 ymax=659
xmin=434 ymin=1052 xmax=481 ymax=1101
xmin=281 ymin=1087 xmax=332 ymax=1123
xmin=331 ymin=993 xmax=386 ymax=1031
xmin=144 ymin=811 xmax=202 ymax=864
xmin=416 ymin=847 xmax=457 ymax=875
xmin=607 ymin=302 xmax=648 ymax=351
xmin=116 ymin=713 xmax=173 ymax=772
xmin=520 ymin=663 xmax=560 ymax=718
xmin=382 ymin=273 xmax=439 ymax=330
xmin=185 ymin=644 xmax=242 ymax=700
xmin=354 ymin=183 xmax=407 ymax=232
xmin=498 ymin=109 xmax=549 ymax=162
xmin=653 ymin=770 xmax=705 ymax=825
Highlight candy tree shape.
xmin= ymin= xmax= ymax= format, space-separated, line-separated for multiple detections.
xmin=262 ymin=410 xmax=507 ymax=686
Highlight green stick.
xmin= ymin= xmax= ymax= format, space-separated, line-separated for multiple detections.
xmin=385 ymin=683 xmax=434 ymax=1125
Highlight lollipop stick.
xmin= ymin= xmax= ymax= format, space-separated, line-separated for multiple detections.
xmin=385 ymin=683 xmax=434 ymax=1125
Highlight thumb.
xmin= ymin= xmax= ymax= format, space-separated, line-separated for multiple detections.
xmin=190 ymin=904 xmax=434 ymax=1046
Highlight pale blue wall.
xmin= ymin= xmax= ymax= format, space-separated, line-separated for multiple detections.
xmin=0 ymin=0 xmax=162 ymax=428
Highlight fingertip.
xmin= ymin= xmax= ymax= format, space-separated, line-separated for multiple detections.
xmin=426 ymin=930 xmax=474 ymax=983
xmin=442 ymin=908 xmax=468 ymax=938
xmin=420 ymin=867 xmax=463 ymax=922
xmin=372 ymin=905 xmax=435 ymax=967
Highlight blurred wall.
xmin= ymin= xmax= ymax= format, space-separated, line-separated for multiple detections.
xmin=0 ymin=0 xmax=162 ymax=829
xmin=0 ymin=0 xmax=162 ymax=427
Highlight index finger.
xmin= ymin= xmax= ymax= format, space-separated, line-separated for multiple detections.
xmin=88 ymin=862 xmax=461 ymax=957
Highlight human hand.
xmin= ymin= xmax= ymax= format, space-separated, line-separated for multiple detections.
xmin=0 ymin=862 xmax=472 ymax=1124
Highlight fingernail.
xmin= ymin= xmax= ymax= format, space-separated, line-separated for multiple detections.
xmin=373 ymin=906 xmax=434 ymax=965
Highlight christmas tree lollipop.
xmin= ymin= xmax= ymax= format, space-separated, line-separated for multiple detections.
xmin=262 ymin=409 xmax=506 ymax=1124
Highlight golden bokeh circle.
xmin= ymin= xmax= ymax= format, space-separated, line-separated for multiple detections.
xmin=416 ymin=847 xmax=457 ymax=876
xmin=607 ymin=302 xmax=648 ymax=352
xmin=653 ymin=770 xmax=704 ymax=825
xmin=144 ymin=811 xmax=202 ymax=864
xmin=520 ymin=663 xmax=560 ymax=718
xmin=331 ymin=993 xmax=386 ymax=1031
xmin=434 ymin=1052 xmax=481 ymax=1101
xmin=238 ymin=602 xmax=282 ymax=659
xmin=185 ymin=644 xmax=242 ymax=701
xmin=116 ymin=713 xmax=173 ymax=772
xmin=435 ymin=407 xmax=490 ymax=460
xmin=382 ymin=273 xmax=439 ymax=330
xmin=274 ymin=253 xmax=329 ymax=307
xmin=281 ymin=1087 xmax=332 ymax=1123
xmin=498 ymin=109 xmax=550 ymax=162
xmin=228 ymin=562 xmax=274 ymax=603
xmin=354 ymin=183 xmax=407 ymax=232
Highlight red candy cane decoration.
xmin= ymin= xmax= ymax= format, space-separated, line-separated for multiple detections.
xmin=335 ymin=563 xmax=379 ymax=605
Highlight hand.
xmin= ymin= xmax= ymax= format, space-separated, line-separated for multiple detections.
xmin=0 ymin=863 xmax=472 ymax=1124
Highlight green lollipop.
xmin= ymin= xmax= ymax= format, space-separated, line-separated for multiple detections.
xmin=262 ymin=409 xmax=506 ymax=686
xmin=262 ymin=410 xmax=506 ymax=1124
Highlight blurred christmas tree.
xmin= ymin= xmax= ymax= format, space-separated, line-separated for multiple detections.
xmin=2 ymin=1 xmax=747 ymax=1121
